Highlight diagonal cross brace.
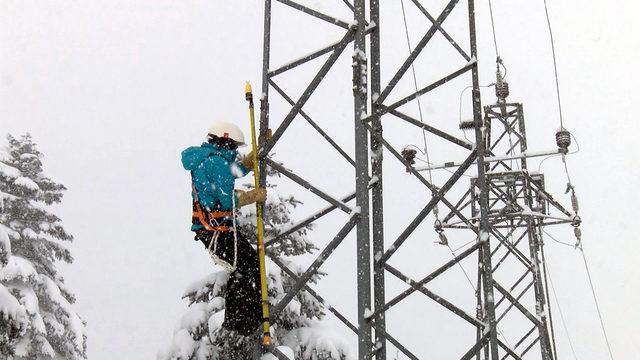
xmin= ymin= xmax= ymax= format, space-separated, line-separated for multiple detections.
xmin=269 ymin=36 xmax=350 ymax=77
xmin=493 ymin=280 xmax=542 ymax=327
xmin=386 ymin=264 xmax=485 ymax=328
xmin=265 ymin=180 xmax=377 ymax=248
xmin=260 ymin=29 xmax=355 ymax=157
xmin=265 ymin=158 xmax=353 ymax=214
xmin=372 ymin=241 xmax=481 ymax=319
xmin=265 ymin=191 xmax=356 ymax=248
xmin=498 ymin=339 xmax=524 ymax=360
xmin=375 ymin=0 xmax=462 ymax=105
xmin=380 ymin=62 xmax=475 ymax=115
xmin=275 ymin=0 xmax=352 ymax=29
xmin=268 ymin=254 xmax=359 ymax=334
xmin=497 ymin=280 xmax=535 ymax=324
xmin=387 ymin=108 xmax=473 ymax=150
xmin=271 ymin=252 xmax=419 ymax=360
xmin=408 ymin=0 xmax=470 ymax=61
xmin=269 ymin=79 xmax=356 ymax=166
xmin=460 ymin=333 xmax=491 ymax=360
xmin=271 ymin=215 xmax=359 ymax=316
xmin=362 ymin=121 xmax=480 ymax=237
xmin=379 ymin=149 xmax=478 ymax=263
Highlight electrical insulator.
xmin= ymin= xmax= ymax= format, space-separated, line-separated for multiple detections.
xmin=434 ymin=219 xmax=443 ymax=232
xmin=574 ymin=226 xmax=582 ymax=243
xmin=495 ymin=81 xmax=509 ymax=100
xmin=401 ymin=147 xmax=417 ymax=167
xmin=556 ymin=128 xmax=571 ymax=153
xmin=438 ymin=231 xmax=449 ymax=246
xmin=571 ymin=192 xmax=579 ymax=213
xmin=433 ymin=219 xmax=448 ymax=245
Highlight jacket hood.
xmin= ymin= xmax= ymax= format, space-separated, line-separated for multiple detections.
xmin=181 ymin=143 xmax=237 ymax=171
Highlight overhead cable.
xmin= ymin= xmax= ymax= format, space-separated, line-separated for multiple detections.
xmin=578 ymin=244 xmax=616 ymax=360
xmin=542 ymin=0 xmax=565 ymax=129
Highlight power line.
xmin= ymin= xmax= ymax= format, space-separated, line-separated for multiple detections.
xmin=399 ymin=0 xmax=433 ymax=185
xmin=578 ymin=244 xmax=616 ymax=360
xmin=541 ymin=4 xmax=612 ymax=355
xmin=543 ymin=229 xmax=616 ymax=360
xmin=487 ymin=0 xmax=500 ymax=58
xmin=544 ymin=257 xmax=579 ymax=360
xmin=542 ymin=0 xmax=565 ymax=128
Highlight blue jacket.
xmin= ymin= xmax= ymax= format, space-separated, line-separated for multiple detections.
xmin=181 ymin=143 xmax=250 ymax=229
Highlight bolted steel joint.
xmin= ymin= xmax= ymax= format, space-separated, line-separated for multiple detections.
xmin=572 ymin=215 xmax=582 ymax=227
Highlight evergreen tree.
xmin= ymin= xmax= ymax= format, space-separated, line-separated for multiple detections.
xmin=160 ymin=181 xmax=351 ymax=360
xmin=0 ymin=134 xmax=87 ymax=359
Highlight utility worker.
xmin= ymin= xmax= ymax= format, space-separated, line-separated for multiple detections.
xmin=181 ymin=121 xmax=267 ymax=336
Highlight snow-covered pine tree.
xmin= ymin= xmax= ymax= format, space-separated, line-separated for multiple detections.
xmin=0 ymin=134 xmax=87 ymax=359
xmin=160 ymin=180 xmax=351 ymax=360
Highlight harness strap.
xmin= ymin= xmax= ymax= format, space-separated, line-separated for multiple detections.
xmin=191 ymin=177 xmax=235 ymax=232
xmin=192 ymin=209 xmax=233 ymax=219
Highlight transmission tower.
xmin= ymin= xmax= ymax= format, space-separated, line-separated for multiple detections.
xmin=255 ymin=1 xmax=579 ymax=359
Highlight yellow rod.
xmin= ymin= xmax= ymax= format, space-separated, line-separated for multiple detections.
xmin=245 ymin=82 xmax=272 ymax=346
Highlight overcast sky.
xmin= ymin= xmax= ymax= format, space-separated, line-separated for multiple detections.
xmin=1 ymin=1 xmax=639 ymax=359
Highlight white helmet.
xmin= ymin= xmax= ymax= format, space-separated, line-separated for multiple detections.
xmin=207 ymin=121 xmax=245 ymax=145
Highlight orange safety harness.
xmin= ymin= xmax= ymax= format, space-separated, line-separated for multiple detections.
xmin=191 ymin=183 xmax=235 ymax=232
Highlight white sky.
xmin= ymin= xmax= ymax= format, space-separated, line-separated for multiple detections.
xmin=1 ymin=1 xmax=639 ymax=359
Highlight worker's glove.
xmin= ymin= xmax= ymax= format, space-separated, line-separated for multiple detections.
xmin=240 ymin=153 xmax=255 ymax=169
xmin=240 ymin=129 xmax=273 ymax=169
xmin=237 ymin=188 xmax=267 ymax=207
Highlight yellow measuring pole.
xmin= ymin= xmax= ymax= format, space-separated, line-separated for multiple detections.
xmin=245 ymin=82 xmax=272 ymax=346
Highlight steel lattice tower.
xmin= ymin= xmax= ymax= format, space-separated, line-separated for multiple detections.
xmin=256 ymin=1 xmax=577 ymax=359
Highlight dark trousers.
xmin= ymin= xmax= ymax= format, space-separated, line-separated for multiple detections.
xmin=195 ymin=229 xmax=262 ymax=336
